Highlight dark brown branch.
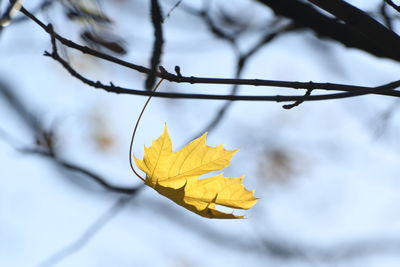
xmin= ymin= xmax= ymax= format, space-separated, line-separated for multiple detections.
xmin=308 ymin=0 xmax=400 ymax=53
xmin=20 ymin=6 xmax=400 ymax=99
xmin=43 ymin=41 xmax=400 ymax=102
xmin=146 ymin=0 xmax=164 ymax=90
xmin=21 ymin=6 xmax=400 ymax=103
xmin=257 ymin=0 xmax=400 ymax=61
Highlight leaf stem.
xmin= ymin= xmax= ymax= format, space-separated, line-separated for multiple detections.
xmin=129 ymin=79 xmax=164 ymax=181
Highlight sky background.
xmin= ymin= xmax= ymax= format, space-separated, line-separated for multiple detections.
xmin=1 ymin=0 xmax=400 ymax=266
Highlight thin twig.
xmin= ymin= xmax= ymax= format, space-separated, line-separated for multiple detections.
xmin=162 ymin=0 xmax=183 ymax=22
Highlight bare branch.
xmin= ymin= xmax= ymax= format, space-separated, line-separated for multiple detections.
xmin=146 ymin=0 xmax=164 ymax=90
xmin=0 ymin=76 xmax=141 ymax=195
xmin=43 ymin=40 xmax=400 ymax=102
xmin=307 ymin=0 xmax=400 ymax=54
xmin=258 ymin=0 xmax=400 ymax=61
xmin=20 ymin=6 xmax=400 ymax=99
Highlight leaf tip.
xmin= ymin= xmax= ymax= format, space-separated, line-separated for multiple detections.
xmin=163 ymin=123 xmax=169 ymax=133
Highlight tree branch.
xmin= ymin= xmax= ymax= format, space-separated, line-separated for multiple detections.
xmin=308 ymin=0 xmax=400 ymax=53
xmin=20 ymin=6 xmax=400 ymax=100
xmin=146 ymin=0 xmax=164 ymax=90
xmin=43 ymin=40 xmax=400 ymax=102
xmin=0 ymin=77 xmax=141 ymax=195
xmin=257 ymin=0 xmax=400 ymax=61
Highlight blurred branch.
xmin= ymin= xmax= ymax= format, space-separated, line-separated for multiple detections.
xmin=20 ymin=6 xmax=400 ymax=100
xmin=308 ymin=0 xmax=400 ymax=53
xmin=374 ymin=99 xmax=400 ymax=137
xmin=196 ymin=22 xmax=298 ymax=136
xmin=257 ymin=0 xmax=400 ymax=61
xmin=379 ymin=1 xmax=394 ymax=30
xmin=183 ymin=2 xmax=237 ymax=45
xmin=23 ymin=147 xmax=143 ymax=194
xmin=0 ymin=0 xmax=23 ymax=27
xmin=37 ymin=196 xmax=136 ymax=267
xmin=384 ymin=0 xmax=400 ymax=13
xmin=0 ymin=79 xmax=42 ymax=137
xmin=147 ymin=199 xmax=400 ymax=261
xmin=0 ymin=79 xmax=141 ymax=195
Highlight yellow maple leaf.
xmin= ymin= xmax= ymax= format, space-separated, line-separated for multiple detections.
xmin=134 ymin=124 xmax=257 ymax=219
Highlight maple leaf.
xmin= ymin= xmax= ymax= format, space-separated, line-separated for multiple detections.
xmin=134 ymin=124 xmax=257 ymax=219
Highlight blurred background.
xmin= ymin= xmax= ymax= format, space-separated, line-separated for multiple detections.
xmin=1 ymin=0 xmax=400 ymax=266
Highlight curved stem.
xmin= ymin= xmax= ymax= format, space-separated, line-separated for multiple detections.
xmin=129 ymin=79 xmax=164 ymax=181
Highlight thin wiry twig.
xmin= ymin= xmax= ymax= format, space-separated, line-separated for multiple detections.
xmin=162 ymin=0 xmax=183 ymax=22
